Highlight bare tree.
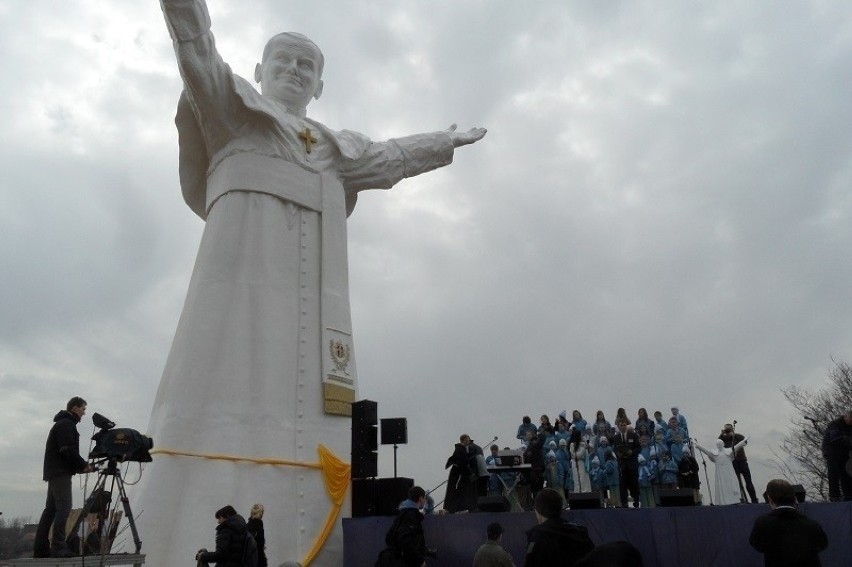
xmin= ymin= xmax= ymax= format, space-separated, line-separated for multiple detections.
xmin=776 ymin=358 xmax=852 ymax=501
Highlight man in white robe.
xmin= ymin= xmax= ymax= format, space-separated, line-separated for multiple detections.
xmin=136 ymin=1 xmax=486 ymax=565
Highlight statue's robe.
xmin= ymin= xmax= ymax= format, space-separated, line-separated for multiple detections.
xmin=139 ymin=2 xmax=454 ymax=565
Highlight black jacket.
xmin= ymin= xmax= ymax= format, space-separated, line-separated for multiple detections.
xmin=246 ymin=517 xmax=267 ymax=567
xmin=749 ymin=507 xmax=828 ymax=567
xmin=200 ymin=514 xmax=249 ymax=567
xmin=612 ymin=431 xmax=641 ymax=471
xmin=43 ymin=410 xmax=88 ymax=480
xmin=821 ymin=416 xmax=852 ymax=459
xmin=386 ymin=507 xmax=426 ymax=567
xmin=525 ymin=516 xmax=595 ymax=567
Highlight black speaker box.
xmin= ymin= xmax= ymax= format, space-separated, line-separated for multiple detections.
xmin=376 ymin=477 xmax=415 ymax=516
xmin=476 ymin=495 xmax=511 ymax=512
xmin=380 ymin=418 xmax=408 ymax=445
xmin=352 ymin=478 xmax=377 ymax=517
xmin=351 ymin=400 xmax=378 ymax=478
xmin=659 ymin=488 xmax=697 ymax=507
xmin=567 ymin=492 xmax=602 ymax=510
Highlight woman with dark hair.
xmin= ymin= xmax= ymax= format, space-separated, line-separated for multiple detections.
xmin=592 ymin=411 xmax=613 ymax=445
xmin=616 ymin=408 xmax=631 ymax=426
xmin=635 ymin=408 xmax=653 ymax=434
xmin=538 ymin=415 xmax=554 ymax=435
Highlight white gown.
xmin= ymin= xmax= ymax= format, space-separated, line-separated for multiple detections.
xmin=696 ymin=439 xmax=746 ymax=505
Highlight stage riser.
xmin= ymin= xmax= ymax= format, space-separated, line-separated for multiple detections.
xmin=343 ymin=502 xmax=851 ymax=567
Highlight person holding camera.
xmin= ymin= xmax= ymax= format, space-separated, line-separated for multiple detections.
xmin=33 ymin=396 xmax=94 ymax=558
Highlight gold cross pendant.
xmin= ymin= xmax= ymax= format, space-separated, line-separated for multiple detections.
xmin=299 ymin=127 xmax=318 ymax=154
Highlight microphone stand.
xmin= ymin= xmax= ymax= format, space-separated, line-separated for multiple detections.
xmin=731 ymin=420 xmax=746 ymax=503
xmin=695 ymin=437 xmax=714 ymax=505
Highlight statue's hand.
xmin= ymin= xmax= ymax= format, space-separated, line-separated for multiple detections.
xmin=446 ymin=123 xmax=487 ymax=147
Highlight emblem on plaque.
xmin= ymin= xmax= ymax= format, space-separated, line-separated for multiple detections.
xmin=329 ymin=339 xmax=351 ymax=374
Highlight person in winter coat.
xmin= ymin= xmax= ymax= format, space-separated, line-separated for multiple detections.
xmin=382 ymin=486 xmax=430 ymax=567
xmin=517 ymin=416 xmax=538 ymax=441
xmin=196 ymin=505 xmax=252 ymax=567
xmin=246 ymin=504 xmax=267 ymax=567
xmin=658 ymin=452 xmax=679 ymax=489
xmin=603 ymin=450 xmax=621 ymax=508
xmin=34 ymin=397 xmax=93 ymax=558
xmin=524 ymin=489 xmax=594 ymax=567
xmin=556 ymin=440 xmax=575 ymax=496
xmin=637 ymin=455 xmax=656 ymax=508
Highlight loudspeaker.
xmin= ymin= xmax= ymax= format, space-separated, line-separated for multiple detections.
xmin=351 ymin=400 xmax=378 ymax=478
xmin=376 ymin=477 xmax=414 ymax=516
xmin=476 ymin=495 xmax=511 ymax=512
xmin=352 ymin=478 xmax=377 ymax=517
xmin=380 ymin=418 xmax=408 ymax=445
xmin=792 ymin=484 xmax=806 ymax=503
xmin=659 ymin=488 xmax=697 ymax=507
xmin=567 ymin=492 xmax=602 ymax=510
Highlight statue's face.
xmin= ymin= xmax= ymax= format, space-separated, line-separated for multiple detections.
xmin=257 ymin=35 xmax=324 ymax=108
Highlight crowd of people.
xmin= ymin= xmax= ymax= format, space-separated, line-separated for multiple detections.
xmin=444 ymin=406 xmax=766 ymax=512
xmin=380 ymin=480 xmax=828 ymax=567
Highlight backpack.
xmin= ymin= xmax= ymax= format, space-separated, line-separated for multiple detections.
xmin=242 ymin=531 xmax=258 ymax=567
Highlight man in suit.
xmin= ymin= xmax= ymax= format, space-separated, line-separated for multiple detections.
xmin=749 ymin=479 xmax=828 ymax=567
xmin=611 ymin=420 xmax=641 ymax=507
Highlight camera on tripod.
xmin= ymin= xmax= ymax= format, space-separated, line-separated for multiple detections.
xmin=89 ymin=412 xmax=154 ymax=464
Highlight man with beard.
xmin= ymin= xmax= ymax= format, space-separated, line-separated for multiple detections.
xmin=719 ymin=423 xmax=758 ymax=503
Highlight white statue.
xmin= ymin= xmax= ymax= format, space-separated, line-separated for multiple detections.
xmin=694 ymin=437 xmax=748 ymax=505
xmin=137 ymin=1 xmax=486 ymax=565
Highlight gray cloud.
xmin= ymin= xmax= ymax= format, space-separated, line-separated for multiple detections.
xmin=2 ymin=0 xmax=852 ymax=520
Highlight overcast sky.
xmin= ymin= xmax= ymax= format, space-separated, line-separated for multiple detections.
xmin=2 ymin=0 xmax=852 ymax=522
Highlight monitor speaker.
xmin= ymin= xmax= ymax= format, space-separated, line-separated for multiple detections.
xmin=567 ymin=492 xmax=602 ymax=510
xmin=476 ymin=495 xmax=511 ymax=512
xmin=659 ymin=488 xmax=697 ymax=507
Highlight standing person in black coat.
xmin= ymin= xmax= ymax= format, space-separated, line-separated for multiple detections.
xmin=611 ymin=420 xmax=640 ymax=508
xmin=525 ymin=488 xmax=595 ymax=567
xmin=820 ymin=410 xmax=852 ymax=501
xmin=246 ymin=503 xmax=267 ymax=567
xmin=196 ymin=505 xmax=253 ymax=567
xmin=379 ymin=486 xmax=431 ymax=567
xmin=749 ymin=479 xmax=828 ymax=567
xmin=33 ymin=396 xmax=93 ymax=558
xmin=444 ymin=434 xmax=476 ymax=512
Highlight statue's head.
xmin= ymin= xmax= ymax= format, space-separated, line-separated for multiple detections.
xmin=255 ymin=32 xmax=325 ymax=110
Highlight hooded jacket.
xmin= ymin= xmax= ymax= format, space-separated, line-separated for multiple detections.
xmin=199 ymin=514 xmax=250 ymax=567
xmin=43 ymin=410 xmax=88 ymax=480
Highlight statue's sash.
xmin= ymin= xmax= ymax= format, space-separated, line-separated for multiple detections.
xmin=205 ymin=153 xmax=357 ymax=416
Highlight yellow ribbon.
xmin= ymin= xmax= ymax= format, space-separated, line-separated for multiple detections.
xmin=150 ymin=444 xmax=350 ymax=566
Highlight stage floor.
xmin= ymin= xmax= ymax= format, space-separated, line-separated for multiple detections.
xmin=343 ymin=501 xmax=851 ymax=567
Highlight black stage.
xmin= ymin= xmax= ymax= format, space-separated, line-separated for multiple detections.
xmin=343 ymin=501 xmax=851 ymax=567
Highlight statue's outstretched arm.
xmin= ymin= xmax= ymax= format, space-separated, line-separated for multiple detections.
xmin=445 ymin=123 xmax=487 ymax=148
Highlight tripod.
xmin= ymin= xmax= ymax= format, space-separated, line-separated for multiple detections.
xmin=68 ymin=458 xmax=142 ymax=554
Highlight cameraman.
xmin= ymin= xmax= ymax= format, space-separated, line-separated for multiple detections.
xmin=33 ymin=396 xmax=94 ymax=558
